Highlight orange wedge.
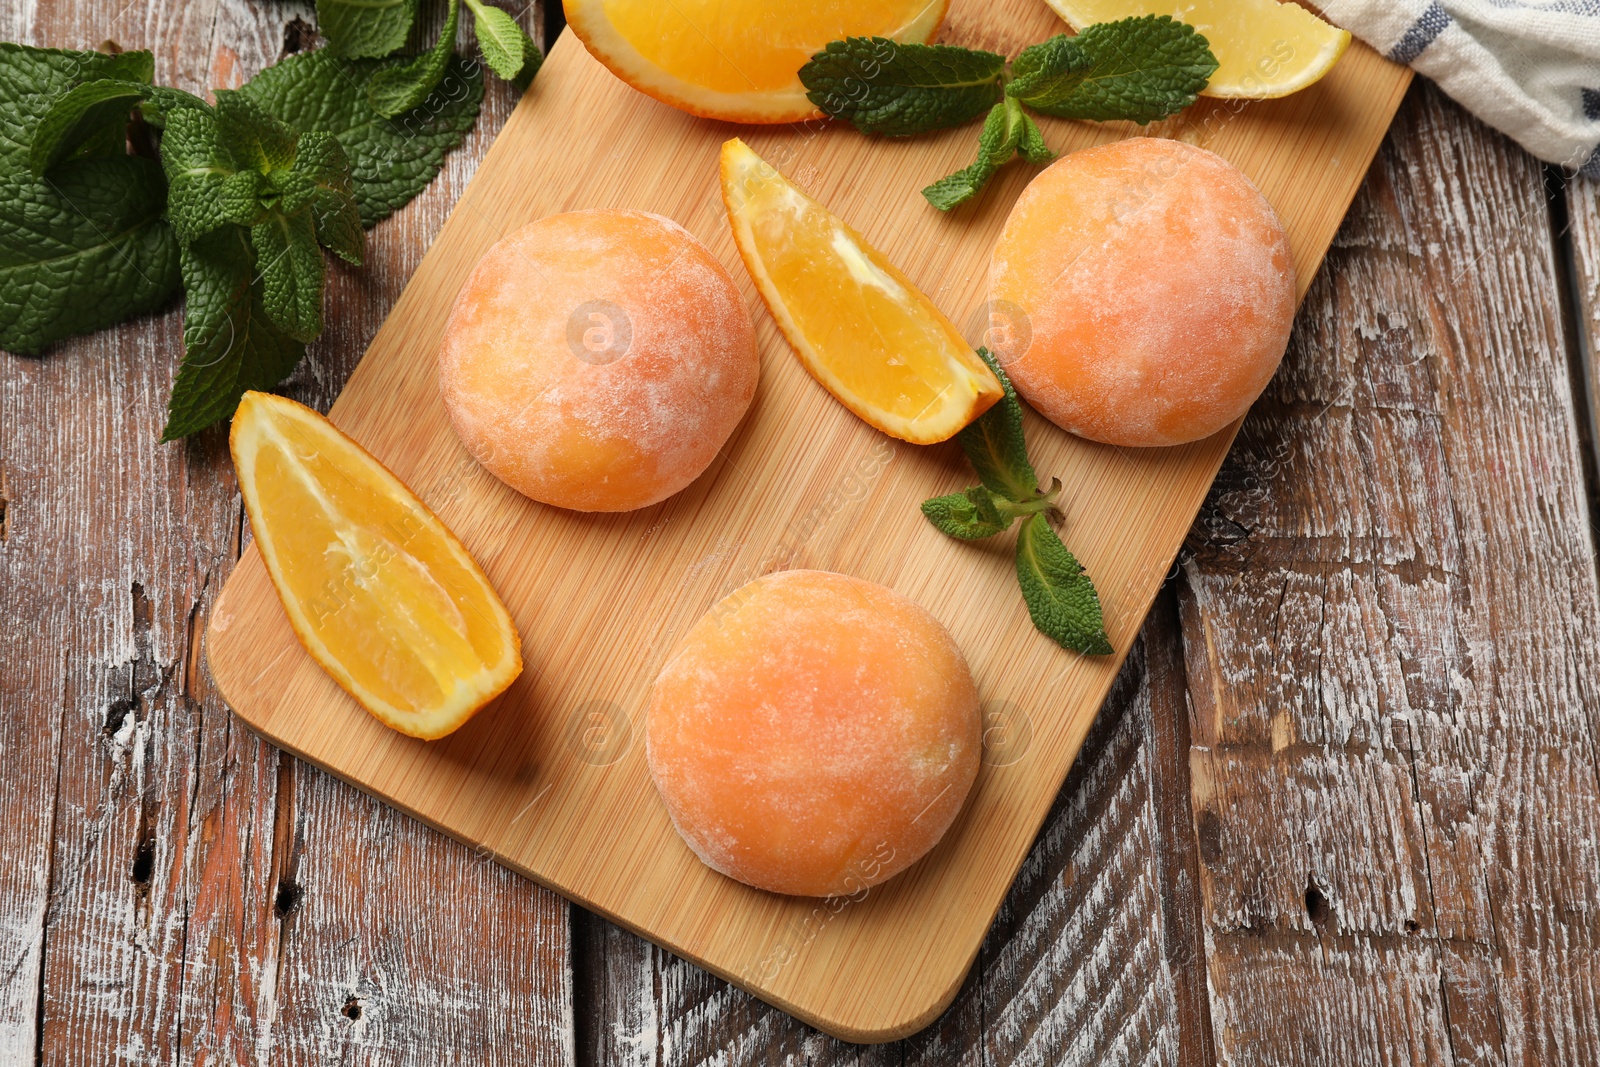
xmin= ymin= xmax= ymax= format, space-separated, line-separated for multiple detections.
xmin=721 ymin=138 xmax=1002 ymax=444
xmin=564 ymin=0 xmax=948 ymax=124
xmin=230 ymin=392 xmax=522 ymax=740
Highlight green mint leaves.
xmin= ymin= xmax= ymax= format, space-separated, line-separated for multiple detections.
xmin=0 ymin=28 xmax=485 ymax=434
xmin=921 ymin=349 xmax=1111 ymax=655
xmin=163 ymin=225 xmax=305 ymax=440
xmin=236 ymin=49 xmax=482 ymax=228
xmin=369 ymin=0 xmax=462 ymax=116
xmin=1011 ymin=21 xmax=1218 ymax=123
xmin=317 ymin=0 xmax=419 ymax=59
xmin=0 ymin=157 xmax=180 ymax=355
xmin=799 ymin=38 xmax=1005 ymax=137
xmin=802 ymin=16 xmax=1217 ymax=210
xmin=922 ymin=96 xmax=1053 ymax=211
xmin=29 ymin=78 xmax=151 ymax=175
xmin=156 ymin=87 xmax=364 ymax=435
xmin=315 ymin=0 xmax=542 ymax=113
xmin=465 ymin=0 xmax=543 ymax=86
xmin=0 ymin=45 xmax=180 ymax=354
xmin=1016 ymin=512 xmax=1114 ymax=655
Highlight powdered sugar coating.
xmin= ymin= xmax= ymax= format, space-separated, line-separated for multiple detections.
xmin=989 ymin=138 xmax=1296 ymax=448
xmin=647 ymin=569 xmax=981 ymax=898
xmin=438 ymin=209 xmax=759 ymax=511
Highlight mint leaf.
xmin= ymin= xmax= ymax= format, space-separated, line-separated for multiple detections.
xmin=800 ymin=37 xmax=1004 ymax=137
xmin=238 ymin=49 xmax=481 ymax=227
xmin=922 ymin=96 xmax=1053 ymax=210
xmin=317 ymin=0 xmax=418 ymax=58
xmin=213 ymin=90 xmax=298 ymax=174
xmin=163 ymin=225 xmax=303 ymax=439
xmin=252 ymin=208 xmax=325 ymax=342
xmin=137 ymin=84 xmax=211 ymax=127
xmin=1016 ymin=110 xmax=1054 ymax=163
xmin=1015 ymin=514 xmax=1112 ymax=655
xmin=1007 ymin=34 xmax=1091 ymax=104
xmin=0 ymin=44 xmax=153 ymax=169
xmin=0 ymin=156 xmax=179 ymax=353
xmin=290 ymin=131 xmax=363 ymax=265
xmin=368 ymin=0 xmax=460 ymax=117
xmin=465 ymin=0 xmax=541 ymax=84
xmin=922 ymin=488 xmax=1012 ymax=540
xmin=1009 ymin=17 xmax=1216 ymax=124
xmin=160 ymin=106 xmax=252 ymax=239
xmin=955 ymin=347 xmax=1039 ymax=502
xmin=29 ymin=79 xmax=150 ymax=175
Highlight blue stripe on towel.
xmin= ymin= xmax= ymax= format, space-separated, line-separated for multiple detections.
xmin=1389 ymin=2 xmax=1453 ymax=65
xmin=1585 ymin=88 xmax=1600 ymax=121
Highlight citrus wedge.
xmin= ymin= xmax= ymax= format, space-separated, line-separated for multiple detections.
xmin=720 ymin=138 xmax=1002 ymax=444
xmin=564 ymin=0 xmax=948 ymax=123
xmin=1044 ymin=0 xmax=1350 ymax=98
xmin=230 ymin=391 xmax=522 ymax=740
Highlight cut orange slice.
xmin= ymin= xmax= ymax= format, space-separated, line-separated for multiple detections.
xmin=230 ymin=391 xmax=522 ymax=740
xmin=720 ymin=138 xmax=1002 ymax=444
xmin=564 ymin=0 xmax=948 ymax=124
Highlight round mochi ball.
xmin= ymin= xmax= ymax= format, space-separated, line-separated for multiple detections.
xmin=438 ymin=208 xmax=759 ymax=512
xmin=989 ymin=138 xmax=1296 ymax=448
xmin=647 ymin=569 xmax=982 ymax=898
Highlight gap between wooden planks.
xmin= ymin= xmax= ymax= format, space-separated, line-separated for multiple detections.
xmin=206 ymin=0 xmax=1410 ymax=1042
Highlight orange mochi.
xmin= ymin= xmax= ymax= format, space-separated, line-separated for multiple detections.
xmin=648 ymin=570 xmax=981 ymax=897
xmin=989 ymin=138 xmax=1296 ymax=448
xmin=438 ymin=209 xmax=758 ymax=512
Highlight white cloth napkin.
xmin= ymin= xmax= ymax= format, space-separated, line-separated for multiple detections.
xmin=1316 ymin=0 xmax=1600 ymax=174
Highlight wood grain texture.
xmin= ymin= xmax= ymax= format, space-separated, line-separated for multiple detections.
xmin=8 ymin=0 xmax=1599 ymax=1060
xmin=0 ymin=1 xmax=572 ymax=1064
xmin=1182 ymin=82 xmax=1600 ymax=1066
xmin=205 ymin=0 xmax=1410 ymax=1038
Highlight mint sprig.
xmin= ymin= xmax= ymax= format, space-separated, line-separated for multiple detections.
xmin=921 ymin=349 xmax=1111 ymax=655
xmin=922 ymin=96 xmax=1053 ymax=220
xmin=316 ymin=0 xmax=543 ymax=110
xmin=0 ymin=31 xmax=486 ymax=432
xmin=154 ymin=87 xmax=364 ymax=431
xmin=802 ymin=16 xmax=1217 ymax=210
xmin=799 ymin=38 xmax=1004 ymax=137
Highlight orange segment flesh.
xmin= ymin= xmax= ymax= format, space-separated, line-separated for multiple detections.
xmin=565 ymin=0 xmax=948 ymax=123
xmin=230 ymin=391 xmax=522 ymax=740
xmin=720 ymin=138 xmax=1002 ymax=444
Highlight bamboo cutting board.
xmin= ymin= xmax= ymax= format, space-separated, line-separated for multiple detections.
xmin=207 ymin=0 xmax=1410 ymax=1042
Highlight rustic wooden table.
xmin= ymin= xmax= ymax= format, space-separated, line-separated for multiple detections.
xmin=6 ymin=1 xmax=1600 ymax=1063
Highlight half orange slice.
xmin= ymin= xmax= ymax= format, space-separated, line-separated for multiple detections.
xmin=565 ymin=0 xmax=948 ymax=123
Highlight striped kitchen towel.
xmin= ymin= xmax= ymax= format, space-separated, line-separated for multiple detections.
xmin=1316 ymin=0 xmax=1600 ymax=174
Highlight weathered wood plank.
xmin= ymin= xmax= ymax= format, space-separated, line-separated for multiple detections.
xmin=1567 ymin=170 xmax=1600 ymax=488
xmin=0 ymin=1 xmax=573 ymax=1064
xmin=1182 ymin=80 xmax=1600 ymax=1066
xmin=1 ymin=1 xmax=283 ymax=1060
xmin=574 ymin=591 xmax=1213 ymax=1065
